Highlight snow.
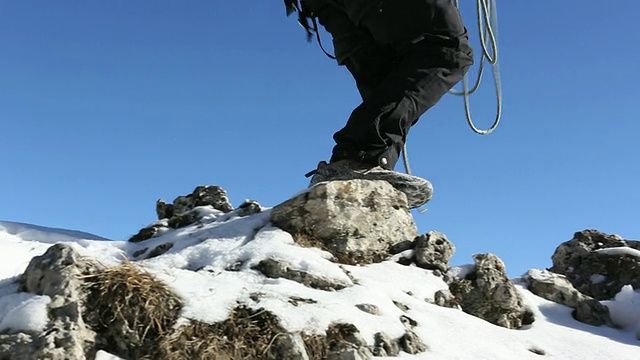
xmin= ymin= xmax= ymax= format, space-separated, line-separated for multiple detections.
xmin=596 ymin=246 xmax=640 ymax=259
xmin=1 ymin=215 xmax=639 ymax=359
xmin=0 ymin=293 xmax=51 ymax=333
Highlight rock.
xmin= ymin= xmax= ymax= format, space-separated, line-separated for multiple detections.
xmin=172 ymin=185 xmax=234 ymax=215
xmin=355 ymin=304 xmax=380 ymax=315
xmin=271 ymin=180 xmax=418 ymax=265
xmin=326 ymin=323 xmax=373 ymax=360
xmin=448 ymin=253 xmax=528 ymax=329
xmin=373 ymin=332 xmax=399 ymax=357
xmin=7 ymin=244 xmax=99 ymax=359
xmin=524 ymin=269 xmax=611 ymax=326
xmin=550 ymin=230 xmax=640 ymax=300
xmin=434 ymin=289 xmax=459 ymax=308
xmin=147 ymin=242 xmax=174 ymax=259
xmin=236 ymin=199 xmax=262 ymax=217
xmin=133 ymin=186 xmax=237 ymax=241
xmin=156 ymin=199 xmax=174 ymax=220
xmin=389 ymin=240 xmax=414 ymax=255
xmin=128 ymin=221 xmax=168 ymax=243
xmin=413 ymin=231 xmax=456 ymax=272
xmin=253 ymin=258 xmax=350 ymax=291
xmin=399 ymin=330 xmax=428 ymax=355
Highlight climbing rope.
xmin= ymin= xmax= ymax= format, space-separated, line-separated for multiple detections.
xmin=449 ymin=0 xmax=502 ymax=135
xmin=403 ymin=0 xmax=502 ymax=175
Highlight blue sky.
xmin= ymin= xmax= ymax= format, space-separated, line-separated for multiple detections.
xmin=1 ymin=1 xmax=638 ymax=276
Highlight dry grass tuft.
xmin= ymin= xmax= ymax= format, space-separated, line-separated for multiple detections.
xmin=157 ymin=306 xmax=296 ymax=360
xmin=82 ymin=262 xmax=184 ymax=359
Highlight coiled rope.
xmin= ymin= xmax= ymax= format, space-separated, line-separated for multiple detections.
xmin=403 ymin=0 xmax=502 ymax=174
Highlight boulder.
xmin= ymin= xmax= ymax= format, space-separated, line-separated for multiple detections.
xmin=413 ymin=231 xmax=456 ymax=272
xmin=523 ymin=269 xmax=611 ymax=326
xmin=271 ymin=180 xmax=418 ymax=265
xmin=0 ymin=244 xmax=99 ymax=360
xmin=448 ymin=253 xmax=529 ymax=329
xmin=550 ymin=230 xmax=640 ymax=300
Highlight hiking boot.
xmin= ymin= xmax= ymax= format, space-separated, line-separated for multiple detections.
xmin=307 ymin=160 xmax=433 ymax=208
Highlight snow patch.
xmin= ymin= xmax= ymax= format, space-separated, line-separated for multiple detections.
xmin=0 ymin=293 xmax=51 ymax=333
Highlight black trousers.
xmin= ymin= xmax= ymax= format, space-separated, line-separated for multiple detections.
xmin=312 ymin=0 xmax=474 ymax=170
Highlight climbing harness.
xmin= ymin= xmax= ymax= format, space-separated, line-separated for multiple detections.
xmin=450 ymin=0 xmax=502 ymax=135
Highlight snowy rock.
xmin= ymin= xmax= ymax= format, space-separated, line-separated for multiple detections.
xmin=3 ymin=244 xmax=99 ymax=360
xmin=236 ymin=199 xmax=262 ymax=217
xmin=326 ymin=323 xmax=374 ymax=360
xmin=413 ymin=231 xmax=456 ymax=272
xmin=271 ymin=180 xmax=418 ymax=265
xmin=252 ymin=258 xmax=350 ymax=291
xmin=550 ymin=229 xmax=640 ymax=300
xmin=523 ymin=269 xmax=611 ymax=326
xmin=356 ymin=304 xmax=380 ymax=315
xmin=399 ymin=329 xmax=428 ymax=354
xmin=133 ymin=185 xmax=237 ymax=242
xmin=160 ymin=185 xmax=234 ymax=219
xmin=373 ymin=332 xmax=400 ymax=356
xmin=434 ymin=288 xmax=459 ymax=308
xmin=448 ymin=253 xmax=529 ymax=329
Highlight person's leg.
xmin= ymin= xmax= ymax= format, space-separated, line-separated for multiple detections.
xmin=310 ymin=1 xmax=394 ymax=101
xmin=330 ymin=0 xmax=474 ymax=170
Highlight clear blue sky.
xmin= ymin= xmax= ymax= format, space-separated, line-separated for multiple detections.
xmin=1 ymin=1 xmax=639 ymax=276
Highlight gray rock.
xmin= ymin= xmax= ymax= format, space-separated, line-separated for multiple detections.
xmin=399 ymin=330 xmax=428 ymax=355
xmin=156 ymin=199 xmax=174 ymax=220
xmin=172 ymin=185 xmax=234 ymax=215
xmin=413 ymin=231 xmax=456 ymax=272
xmin=271 ymin=180 xmax=418 ymax=265
xmin=134 ymin=186 xmax=236 ymax=241
xmin=236 ymin=199 xmax=262 ymax=217
xmin=328 ymin=348 xmax=372 ymax=360
xmin=128 ymin=222 xmax=168 ymax=243
xmin=524 ymin=269 xmax=611 ymax=326
xmin=434 ymin=289 xmax=459 ymax=308
xmin=390 ymin=240 xmax=414 ymax=255
xmin=448 ymin=253 xmax=528 ymax=329
xmin=326 ymin=324 xmax=373 ymax=360
xmin=9 ymin=244 xmax=99 ymax=359
xmin=550 ymin=229 xmax=640 ymax=300
xmin=373 ymin=332 xmax=400 ymax=357
xmin=253 ymin=258 xmax=350 ymax=291
xmin=147 ymin=242 xmax=174 ymax=259
xmin=355 ymin=304 xmax=380 ymax=315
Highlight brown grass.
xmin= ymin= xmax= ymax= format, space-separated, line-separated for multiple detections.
xmin=157 ymin=306 xmax=294 ymax=360
xmin=82 ymin=262 xmax=184 ymax=359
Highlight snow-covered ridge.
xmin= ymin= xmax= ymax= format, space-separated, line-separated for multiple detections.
xmin=0 ymin=190 xmax=639 ymax=359
xmin=0 ymin=220 xmax=109 ymax=243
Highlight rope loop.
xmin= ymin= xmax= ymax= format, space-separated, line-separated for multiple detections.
xmin=449 ymin=0 xmax=502 ymax=135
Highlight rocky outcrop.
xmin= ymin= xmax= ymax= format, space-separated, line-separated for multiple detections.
xmin=0 ymin=244 xmax=99 ymax=360
xmin=156 ymin=185 xmax=234 ymax=219
xmin=130 ymin=185 xmax=262 ymax=244
xmin=8 ymin=183 xmax=636 ymax=359
xmin=550 ymin=230 xmax=640 ymax=300
xmin=447 ymin=253 xmax=531 ymax=329
xmin=271 ymin=180 xmax=418 ymax=265
xmin=523 ymin=269 xmax=611 ymax=326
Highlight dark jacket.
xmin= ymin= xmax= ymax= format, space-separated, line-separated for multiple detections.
xmin=304 ymin=0 xmax=377 ymax=25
